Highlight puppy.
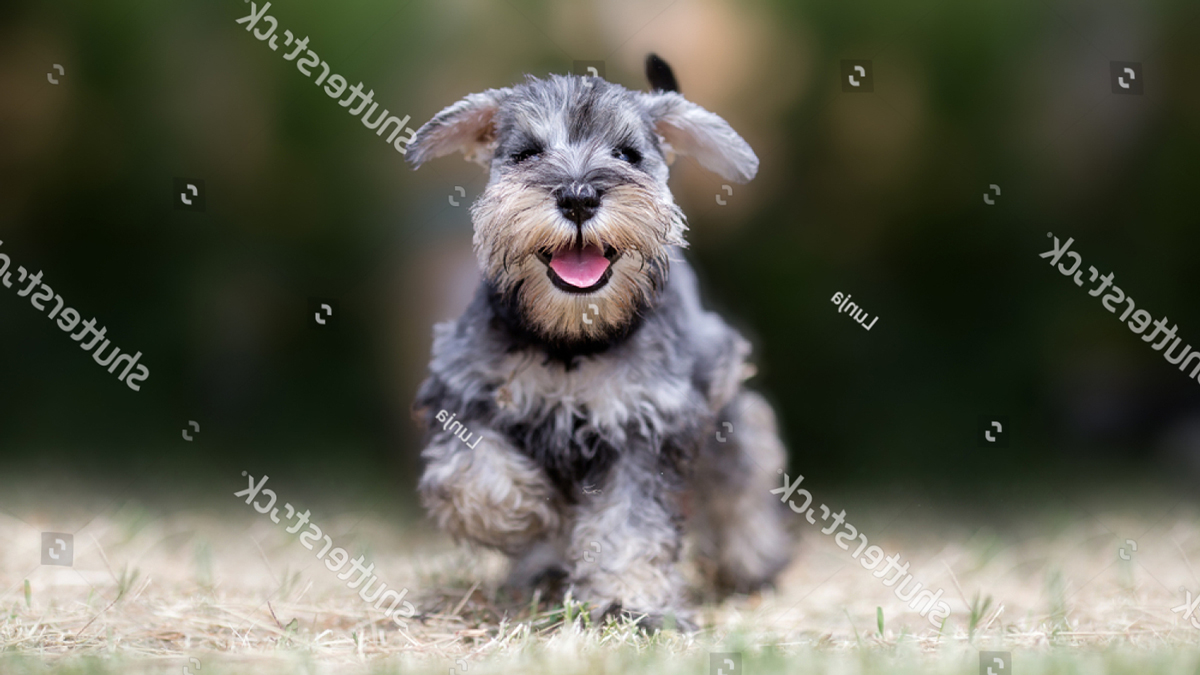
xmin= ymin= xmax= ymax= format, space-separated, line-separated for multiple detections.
xmin=407 ymin=54 xmax=792 ymax=628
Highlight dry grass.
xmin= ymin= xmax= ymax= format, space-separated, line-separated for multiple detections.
xmin=4 ymin=484 xmax=1200 ymax=674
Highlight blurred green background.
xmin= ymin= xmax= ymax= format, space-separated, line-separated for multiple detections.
xmin=2 ymin=0 xmax=1199 ymax=503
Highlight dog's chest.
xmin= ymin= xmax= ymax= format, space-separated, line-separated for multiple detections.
xmin=490 ymin=350 xmax=696 ymax=497
xmin=494 ymin=352 xmax=692 ymax=438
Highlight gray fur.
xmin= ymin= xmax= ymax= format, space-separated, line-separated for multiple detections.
xmin=410 ymin=61 xmax=790 ymax=629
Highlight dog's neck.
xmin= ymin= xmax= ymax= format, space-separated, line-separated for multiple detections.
xmin=482 ymin=280 xmax=652 ymax=367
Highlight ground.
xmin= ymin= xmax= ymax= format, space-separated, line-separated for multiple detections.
xmin=3 ymin=478 xmax=1200 ymax=674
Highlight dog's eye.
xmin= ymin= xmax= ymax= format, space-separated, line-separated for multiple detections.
xmin=613 ymin=147 xmax=641 ymax=164
xmin=511 ymin=147 xmax=542 ymax=164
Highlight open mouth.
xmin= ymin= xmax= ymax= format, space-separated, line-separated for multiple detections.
xmin=538 ymin=244 xmax=619 ymax=294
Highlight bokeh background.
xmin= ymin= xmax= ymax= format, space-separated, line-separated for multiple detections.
xmin=2 ymin=0 xmax=1199 ymax=509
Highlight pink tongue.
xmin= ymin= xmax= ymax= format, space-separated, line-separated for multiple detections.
xmin=549 ymin=244 xmax=610 ymax=288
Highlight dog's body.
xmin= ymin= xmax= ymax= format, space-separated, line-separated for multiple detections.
xmin=408 ymin=56 xmax=792 ymax=627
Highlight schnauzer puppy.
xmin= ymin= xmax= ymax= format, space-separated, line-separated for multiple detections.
xmin=407 ymin=54 xmax=792 ymax=628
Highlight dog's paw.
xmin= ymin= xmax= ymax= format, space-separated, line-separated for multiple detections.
xmin=419 ymin=431 xmax=561 ymax=553
xmin=591 ymin=602 xmax=698 ymax=633
xmin=714 ymin=544 xmax=793 ymax=597
xmin=502 ymin=565 xmax=568 ymax=602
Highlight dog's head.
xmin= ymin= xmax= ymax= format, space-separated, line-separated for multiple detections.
xmin=408 ymin=55 xmax=758 ymax=346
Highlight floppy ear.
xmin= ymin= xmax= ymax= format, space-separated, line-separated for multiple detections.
xmin=641 ymin=91 xmax=759 ymax=183
xmin=406 ymin=88 xmax=510 ymax=169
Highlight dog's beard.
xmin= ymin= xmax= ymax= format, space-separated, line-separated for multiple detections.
xmin=472 ymin=176 xmax=686 ymax=344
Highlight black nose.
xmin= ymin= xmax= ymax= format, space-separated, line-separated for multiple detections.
xmin=555 ymin=183 xmax=601 ymax=225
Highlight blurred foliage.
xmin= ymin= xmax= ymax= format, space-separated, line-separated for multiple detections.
xmin=1 ymin=0 xmax=1198 ymax=495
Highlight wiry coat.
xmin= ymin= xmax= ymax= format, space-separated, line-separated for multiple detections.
xmin=408 ymin=56 xmax=792 ymax=627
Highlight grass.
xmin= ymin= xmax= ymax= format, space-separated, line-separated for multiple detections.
xmin=3 ymin=482 xmax=1200 ymax=674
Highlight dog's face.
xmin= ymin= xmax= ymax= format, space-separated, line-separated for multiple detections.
xmin=408 ymin=62 xmax=758 ymax=345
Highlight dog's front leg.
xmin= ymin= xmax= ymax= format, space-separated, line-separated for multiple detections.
xmin=418 ymin=427 xmax=563 ymax=556
xmin=567 ymin=449 xmax=692 ymax=630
